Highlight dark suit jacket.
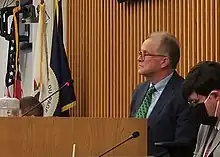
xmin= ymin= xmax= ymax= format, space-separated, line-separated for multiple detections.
xmin=130 ymin=72 xmax=198 ymax=157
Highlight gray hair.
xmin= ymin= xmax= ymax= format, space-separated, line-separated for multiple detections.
xmin=148 ymin=32 xmax=180 ymax=69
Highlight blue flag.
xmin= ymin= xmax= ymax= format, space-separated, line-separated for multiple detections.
xmin=50 ymin=0 xmax=76 ymax=116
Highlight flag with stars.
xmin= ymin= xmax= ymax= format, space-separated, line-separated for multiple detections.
xmin=4 ymin=7 xmax=22 ymax=100
xmin=5 ymin=39 xmax=22 ymax=99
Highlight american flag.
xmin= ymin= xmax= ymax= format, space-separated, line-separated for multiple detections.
xmin=4 ymin=24 xmax=22 ymax=99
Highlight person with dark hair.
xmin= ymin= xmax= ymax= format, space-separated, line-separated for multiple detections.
xmin=130 ymin=32 xmax=197 ymax=156
xmin=182 ymin=61 xmax=220 ymax=157
xmin=20 ymin=96 xmax=43 ymax=117
xmin=183 ymin=61 xmax=220 ymax=103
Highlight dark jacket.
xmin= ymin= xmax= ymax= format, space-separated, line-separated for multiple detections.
xmin=130 ymin=72 xmax=199 ymax=157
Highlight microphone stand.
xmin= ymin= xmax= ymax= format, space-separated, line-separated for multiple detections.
xmin=98 ymin=136 xmax=133 ymax=157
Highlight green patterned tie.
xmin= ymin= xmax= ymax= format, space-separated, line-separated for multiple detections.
xmin=135 ymin=85 xmax=156 ymax=118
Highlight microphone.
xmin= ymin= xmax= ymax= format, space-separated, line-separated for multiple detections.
xmin=98 ymin=131 xmax=140 ymax=157
xmin=21 ymin=80 xmax=73 ymax=117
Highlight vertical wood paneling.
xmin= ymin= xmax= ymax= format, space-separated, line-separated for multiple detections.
xmin=67 ymin=0 xmax=220 ymax=117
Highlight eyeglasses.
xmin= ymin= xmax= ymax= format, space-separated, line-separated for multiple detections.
xmin=138 ymin=51 xmax=167 ymax=60
xmin=188 ymin=94 xmax=207 ymax=106
xmin=188 ymin=99 xmax=200 ymax=106
xmin=188 ymin=93 xmax=199 ymax=106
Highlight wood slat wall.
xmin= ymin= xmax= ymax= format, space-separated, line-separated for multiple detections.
xmin=66 ymin=0 xmax=220 ymax=117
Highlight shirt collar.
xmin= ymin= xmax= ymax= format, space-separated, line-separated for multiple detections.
xmin=150 ymin=72 xmax=174 ymax=92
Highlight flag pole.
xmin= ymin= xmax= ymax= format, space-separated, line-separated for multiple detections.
xmin=13 ymin=1 xmax=21 ymax=98
xmin=55 ymin=0 xmax=59 ymax=20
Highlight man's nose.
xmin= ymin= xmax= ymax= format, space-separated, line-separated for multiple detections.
xmin=137 ymin=55 xmax=144 ymax=62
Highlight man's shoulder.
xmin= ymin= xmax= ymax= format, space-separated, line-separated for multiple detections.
xmin=171 ymin=71 xmax=184 ymax=84
xmin=133 ymin=71 xmax=184 ymax=91
xmin=165 ymin=72 xmax=186 ymax=103
xmin=164 ymin=72 xmax=184 ymax=94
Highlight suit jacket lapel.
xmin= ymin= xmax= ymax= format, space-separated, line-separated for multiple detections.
xmin=196 ymin=125 xmax=213 ymax=155
xmin=133 ymin=82 xmax=150 ymax=115
xmin=148 ymin=73 xmax=176 ymax=125
xmin=208 ymin=129 xmax=220 ymax=156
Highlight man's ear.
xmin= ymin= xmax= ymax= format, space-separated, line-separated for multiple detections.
xmin=209 ymin=90 xmax=220 ymax=98
xmin=204 ymin=90 xmax=220 ymax=104
xmin=161 ymin=57 xmax=170 ymax=68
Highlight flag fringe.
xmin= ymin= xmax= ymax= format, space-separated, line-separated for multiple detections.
xmin=61 ymin=101 xmax=76 ymax=112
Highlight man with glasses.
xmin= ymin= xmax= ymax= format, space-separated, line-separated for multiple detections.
xmin=182 ymin=61 xmax=220 ymax=157
xmin=130 ymin=32 xmax=198 ymax=156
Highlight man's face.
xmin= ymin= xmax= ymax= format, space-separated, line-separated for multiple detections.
xmin=137 ymin=38 xmax=168 ymax=77
xmin=188 ymin=91 xmax=220 ymax=117
xmin=188 ymin=92 xmax=207 ymax=106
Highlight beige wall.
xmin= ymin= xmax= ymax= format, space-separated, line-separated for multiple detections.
xmin=67 ymin=0 xmax=220 ymax=117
